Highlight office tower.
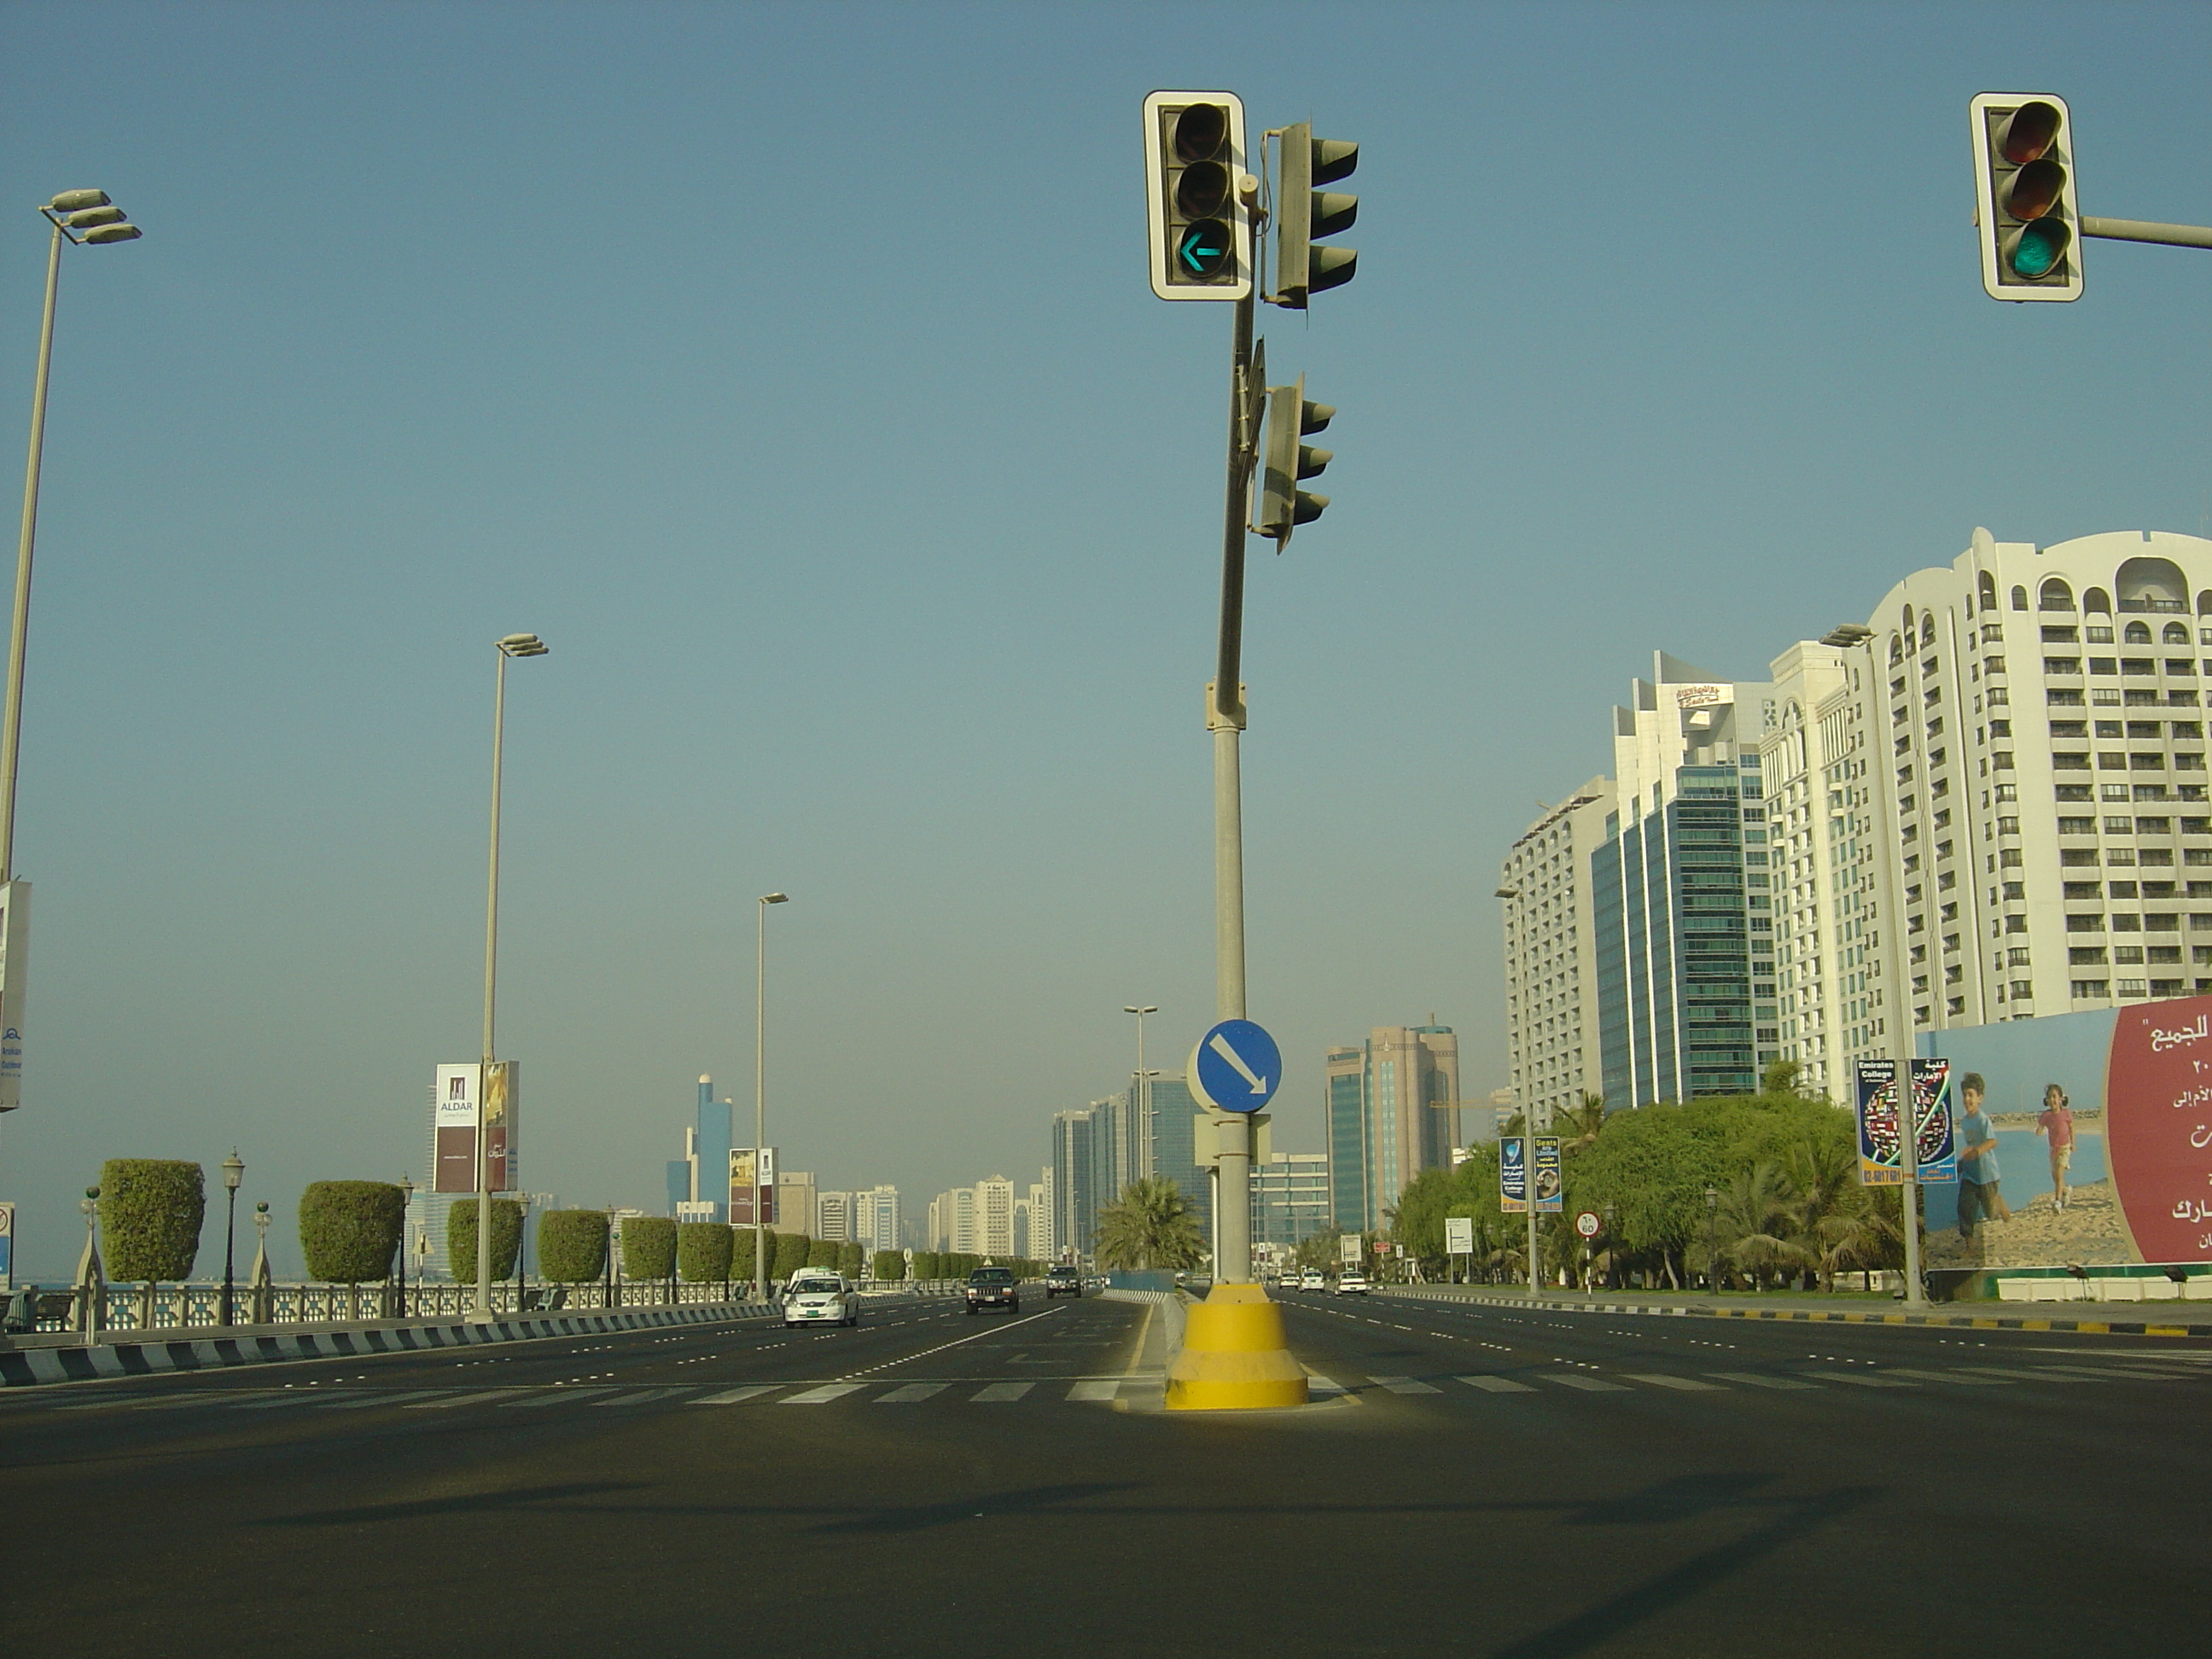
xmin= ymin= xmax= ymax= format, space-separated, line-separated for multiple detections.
xmin=695 ymin=1077 xmax=731 ymax=1222
xmin=1144 ymin=1074 xmax=1208 ymax=1237
xmin=1250 ymin=1152 xmax=1330 ymax=1248
xmin=1053 ymin=1107 xmax=1097 ymax=1262
xmin=816 ymin=1190 xmax=853 ymax=1243
xmin=1499 ymin=778 xmax=1616 ymax=1126
xmin=1324 ymin=1024 xmax=1460 ymax=1233
xmin=853 ymin=1185 xmax=901 ymax=1252
xmin=1592 ymin=652 xmax=1778 ymax=1106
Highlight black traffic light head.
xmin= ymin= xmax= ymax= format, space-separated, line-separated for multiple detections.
xmin=1143 ymin=90 xmax=1253 ymax=302
xmin=1269 ymin=121 xmax=1358 ymax=309
xmin=1257 ymin=377 xmax=1335 ymax=546
xmin=1970 ymin=92 xmax=2082 ymax=301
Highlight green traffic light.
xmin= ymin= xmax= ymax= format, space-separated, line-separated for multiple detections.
xmin=2009 ymin=217 xmax=2070 ymax=279
xmin=1177 ymin=220 xmax=1231 ymax=277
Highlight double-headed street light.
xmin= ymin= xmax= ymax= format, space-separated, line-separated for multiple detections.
xmin=753 ymin=891 xmax=789 ymax=1305
xmin=1 ymin=190 xmax=143 ymax=1138
xmin=476 ymin=632 xmax=549 ymax=1319
xmin=218 ymin=1150 xmax=244 ymax=1326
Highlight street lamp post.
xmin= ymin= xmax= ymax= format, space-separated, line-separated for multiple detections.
xmin=476 ymin=632 xmax=548 ymax=1320
xmin=1705 ymin=1185 xmax=1720 ymax=1295
xmin=397 ymin=1175 xmax=415 ymax=1318
xmin=753 ymin=891 xmax=789 ymax=1304
xmin=218 ymin=1150 xmax=243 ymax=1326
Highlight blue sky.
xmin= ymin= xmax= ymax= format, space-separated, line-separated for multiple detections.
xmin=1 ymin=2 xmax=2206 ymax=1275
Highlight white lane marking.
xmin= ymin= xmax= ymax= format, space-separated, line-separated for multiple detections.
xmin=1371 ymin=1376 xmax=1441 ymax=1394
xmin=878 ymin=1383 xmax=946 ymax=1403
xmin=1624 ymin=1373 xmax=1725 ymax=1391
xmin=781 ymin=1383 xmax=864 ymax=1405
xmin=591 ymin=1387 xmax=687 ymax=1406
xmin=971 ymin=1382 xmax=1033 ymax=1402
xmin=1304 ymin=1374 xmax=1346 ymax=1394
xmin=692 ymin=1385 xmax=780 ymax=1405
xmin=1545 ymin=1374 xmax=1630 ymax=1392
xmin=1065 ymin=1380 xmax=1118 ymax=1402
xmin=405 ymin=1389 xmax=527 ymax=1409
xmin=1458 ymin=1375 xmax=1534 ymax=1394
xmin=835 ymin=1302 xmax=1069 ymax=1380
xmin=1708 ymin=1372 xmax=1819 ymax=1390
xmin=501 ymin=1387 xmax=619 ymax=1408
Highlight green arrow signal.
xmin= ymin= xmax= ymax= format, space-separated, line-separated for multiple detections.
xmin=1176 ymin=219 xmax=1231 ymax=278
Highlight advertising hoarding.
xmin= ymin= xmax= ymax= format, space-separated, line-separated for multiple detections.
xmin=1854 ymin=1058 xmax=1958 ymax=1186
xmin=433 ymin=1062 xmax=521 ymax=1194
xmin=0 ymin=1201 xmax=13 ymax=1289
xmin=1499 ymin=1136 xmax=1528 ymax=1213
xmin=1532 ymin=1136 xmax=1563 ymax=1213
xmin=0 ymin=881 xmax=26 ymax=1111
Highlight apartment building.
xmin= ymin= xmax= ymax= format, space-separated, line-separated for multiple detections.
xmin=1499 ymin=778 xmax=1615 ymax=1126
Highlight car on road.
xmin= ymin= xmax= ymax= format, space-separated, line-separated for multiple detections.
xmin=1300 ymin=1271 xmax=1325 ymax=1291
xmin=1045 ymin=1266 xmax=1082 ymax=1298
xmin=783 ymin=1273 xmax=859 ymax=1328
xmin=1334 ymin=1272 xmax=1370 ymax=1296
xmin=965 ymin=1266 xmax=1020 ymax=1315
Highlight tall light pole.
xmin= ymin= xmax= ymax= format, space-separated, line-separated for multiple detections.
xmin=753 ymin=891 xmax=788 ymax=1303
xmin=1122 ymin=1004 xmax=1157 ymax=1174
xmin=476 ymin=632 xmax=547 ymax=1319
xmin=218 ymin=1150 xmax=243 ymax=1326
xmin=1495 ymin=885 xmax=1540 ymax=1293
xmin=1 ymin=190 xmax=142 ymax=1140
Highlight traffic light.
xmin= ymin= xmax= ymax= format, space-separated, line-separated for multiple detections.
xmin=1268 ymin=122 xmax=1358 ymax=309
xmin=1970 ymin=92 xmax=2082 ymax=301
xmin=1143 ymin=90 xmax=1253 ymax=302
xmin=1256 ymin=376 xmax=1333 ymax=546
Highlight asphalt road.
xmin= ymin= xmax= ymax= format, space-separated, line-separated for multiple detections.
xmin=4 ymin=1288 xmax=2206 ymax=1656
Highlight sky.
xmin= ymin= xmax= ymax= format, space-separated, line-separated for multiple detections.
xmin=0 ymin=1 xmax=2206 ymax=1278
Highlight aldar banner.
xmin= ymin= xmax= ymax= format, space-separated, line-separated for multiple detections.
xmin=0 ymin=880 xmax=29 ymax=1111
xmin=433 ymin=1062 xmax=521 ymax=1194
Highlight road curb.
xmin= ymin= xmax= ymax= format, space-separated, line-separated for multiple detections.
xmin=0 ymin=1301 xmax=776 ymax=1389
xmin=1385 ymin=1287 xmax=2212 ymax=1340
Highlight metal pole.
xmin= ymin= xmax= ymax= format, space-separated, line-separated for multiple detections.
xmin=2081 ymin=216 xmax=2212 ymax=250
xmin=1211 ymin=293 xmax=1256 ymax=1286
xmin=221 ymin=1184 xmax=237 ymax=1327
xmin=753 ymin=897 xmax=767 ymax=1305
xmin=0 ymin=222 xmax=62 ymax=888
xmin=476 ymin=646 xmax=506 ymax=1319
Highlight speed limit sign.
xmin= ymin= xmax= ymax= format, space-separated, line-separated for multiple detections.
xmin=1574 ymin=1210 xmax=1601 ymax=1239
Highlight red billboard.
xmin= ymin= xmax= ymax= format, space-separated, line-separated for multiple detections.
xmin=2107 ymin=998 xmax=2212 ymax=1263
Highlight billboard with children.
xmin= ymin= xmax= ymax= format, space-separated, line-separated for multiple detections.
xmin=1918 ymin=996 xmax=2212 ymax=1271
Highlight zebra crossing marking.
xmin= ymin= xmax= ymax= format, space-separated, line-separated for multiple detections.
xmin=971 ymin=1382 xmax=1033 ymax=1402
xmin=878 ymin=1383 xmax=947 ymax=1403
xmin=1708 ymin=1372 xmax=1819 ymax=1390
xmin=1065 ymin=1380 xmax=1119 ymax=1402
xmin=1457 ymin=1375 xmax=1534 ymax=1394
xmin=1623 ymin=1373 xmax=1725 ymax=1391
xmin=1545 ymin=1373 xmax=1631 ymax=1392
xmin=692 ymin=1385 xmax=778 ymax=1405
xmin=781 ymin=1383 xmax=864 ymax=1405
xmin=502 ymin=1387 xmax=617 ymax=1408
xmin=1371 ymin=1376 xmax=1441 ymax=1394
xmin=407 ymin=1389 xmax=527 ymax=1409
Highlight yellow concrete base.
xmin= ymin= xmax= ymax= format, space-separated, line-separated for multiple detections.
xmin=1163 ymin=1284 xmax=1310 ymax=1411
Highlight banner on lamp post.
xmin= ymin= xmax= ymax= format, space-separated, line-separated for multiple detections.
xmin=0 ymin=880 xmax=28 ymax=1111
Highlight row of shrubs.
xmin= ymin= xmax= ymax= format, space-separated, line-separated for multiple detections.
xmin=909 ymin=1253 xmax=1045 ymax=1281
xmin=84 ymin=1160 xmax=915 ymax=1289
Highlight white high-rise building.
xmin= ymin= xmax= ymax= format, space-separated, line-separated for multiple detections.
xmin=853 ymin=1185 xmax=901 ymax=1252
xmin=1499 ymin=777 xmax=1615 ymax=1125
xmin=975 ymin=1175 xmax=1016 ymax=1258
xmin=815 ymin=1190 xmax=853 ymax=1243
xmin=1025 ymin=1169 xmax=1053 ymax=1260
xmin=1769 ymin=528 xmax=2212 ymax=1058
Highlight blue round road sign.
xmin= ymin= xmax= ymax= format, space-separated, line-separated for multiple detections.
xmin=1190 ymin=1018 xmax=1281 ymax=1114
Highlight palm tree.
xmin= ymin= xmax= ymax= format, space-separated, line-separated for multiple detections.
xmin=1714 ymin=1160 xmax=1811 ymax=1287
xmin=1558 ymin=1092 xmax=1607 ymax=1154
xmin=1094 ymin=1176 xmax=1205 ymax=1271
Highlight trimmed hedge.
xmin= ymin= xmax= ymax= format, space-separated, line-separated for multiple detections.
xmin=299 ymin=1181 xmax=404 ymax=1284
xmin=678 ymin=1221 xmax=734 ymax=1284
xmin=447 ymin=1198 xmax=522 ymax=1280
xmin=771 ymin=1231 xmax=812 ymax=1280
xmin=871 ymin=1250 xmax=905 ymax=1282
xmin=538 ymin=1210 xmax=608 ymax=1283
xmin=806 ymin=1237 xmax=839 ymax=1270
xmin=836 ymin=1242 xmax=864 ymax=1278
xmin=622 ymin=1215 xmax=678 ymax=1281
xmin=99 ymin=1160 xmax=205 ymax=1284
xmin=732 ymin=1227 xmax=773 ymax=1282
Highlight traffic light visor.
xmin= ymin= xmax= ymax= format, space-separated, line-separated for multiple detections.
xmin=1173 ymin=104 xmax=1228 ymax=162
xmin=1997 ymin=102 xmax=2060 ymax=166
xmin=2008 ymin=218 xmax=2070 ymax=279
xmin=2003 ymin=157 xmax=2065 ymax=221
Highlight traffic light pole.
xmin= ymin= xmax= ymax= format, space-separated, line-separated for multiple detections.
xmin=1210 ymin=291 xmax=1256 ymax=1286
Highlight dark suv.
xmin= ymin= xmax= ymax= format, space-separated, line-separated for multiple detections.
xmin=964 ymin=1266 xmax=1020 ymax=1315
xmin=1044 ymin=1265 xmax=1082 ymax=1299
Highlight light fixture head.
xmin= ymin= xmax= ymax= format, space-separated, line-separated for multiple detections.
xmin=498 ymin=633 xmax=549 ymax=657
xmin=49 ymin=189 xmax=110 ymax=212
xmin=760 ymin=892 xmax=789 ymax=905
xmin=80 ymin=222 xmax=142 ymax=245
xmin=222 ymin=1149 xmax=245 ymax=1190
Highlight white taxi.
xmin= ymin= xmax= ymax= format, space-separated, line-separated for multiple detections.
xmin=783 ymin=1273 xmax=859 ymax=1329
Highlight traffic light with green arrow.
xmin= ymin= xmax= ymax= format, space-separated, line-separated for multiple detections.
xmin=1143 ymin=90 xmax=1254 ymax=302
xmin=1256 ymin=376 xmax=1333 ymax=547
xmin=1268 ymin=122 xmax=1358 ymax=308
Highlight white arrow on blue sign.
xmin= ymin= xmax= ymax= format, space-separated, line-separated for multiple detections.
xmin=1188 ymin=1019 xmax=1282 ymax=1114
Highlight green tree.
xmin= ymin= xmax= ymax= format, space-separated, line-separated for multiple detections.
xmin=99 ymin=1160 xmax=206 ymax=1284
xmin=538 ymin=1210 xmax=609 ymax=1283
xmin=1094 ymin=1176 xmax=1205 ymax=1271
xmin=447 ymin=1199 xmax=523 ymax=1280
xmin=298 ymin=1181 xmax=404 ymax=1284
xmin=836 ymin=1241 xmax=864 ymax=1278
xmin=871 ymin=1249 xmax=905 ymax=1282
xmin=622 ymin=1216 xmax=677 ymax=1281
xmin=677 ymin=1221 xmax=734 ymax=1284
